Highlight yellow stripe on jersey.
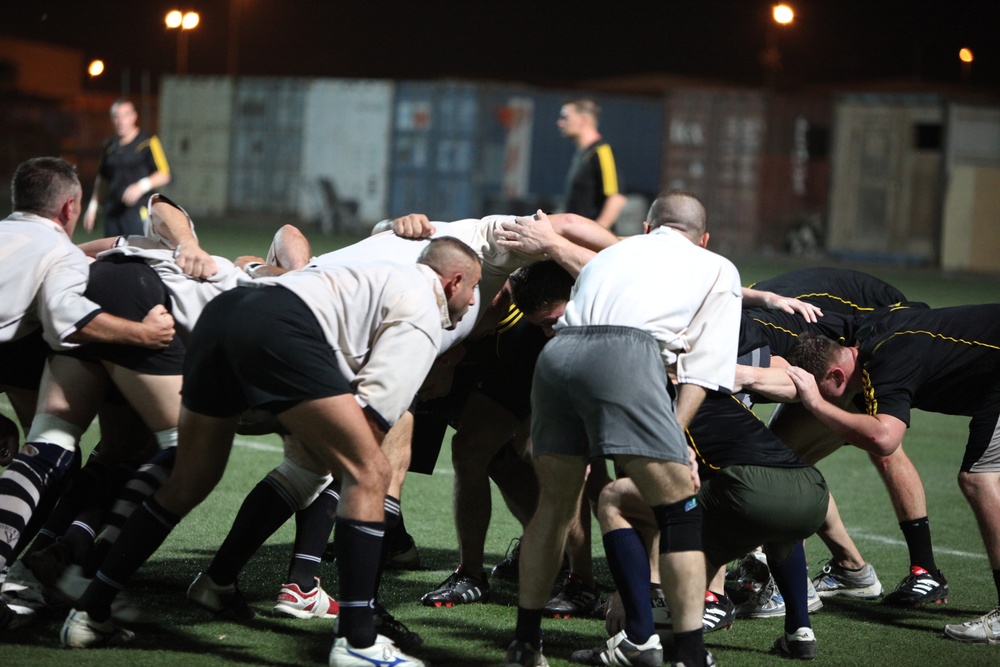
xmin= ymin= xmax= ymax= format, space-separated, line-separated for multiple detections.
xmin=872 ymin=329 xmax=1000 ymax=356
xmin=148 ymin=135 xmax=171 ymax=175
xmin=685 ymin=429 xmax=720 ymax=471
xmin=595 ymin=144 xmax=619 ymax=196
xmin=496 ymin=303 xmax=523 ymax=335
xmin=752 ymin=318 xmax=800 ymax=340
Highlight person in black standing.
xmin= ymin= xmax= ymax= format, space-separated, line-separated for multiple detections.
xmin=558 ymin=98 xmax=626 ymax=233
xmin=84 ymin=99 xmax=171 ymax=237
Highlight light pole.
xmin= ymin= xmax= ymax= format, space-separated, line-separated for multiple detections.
xmin=959 ymin=47 xmax=974 ymax=83
xmin=763 ymin=4 xmax=794 ymax=88
xmin=166 ymin=10 xmax=200 ymax=74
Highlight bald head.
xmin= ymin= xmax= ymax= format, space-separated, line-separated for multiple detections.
xmin=645 ymin=190 xmax=708 ymax=246
xmin=418 ymin=237 xmax=482 ymax=325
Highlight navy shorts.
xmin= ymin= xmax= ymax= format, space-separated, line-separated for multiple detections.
xmin=182 ymin=286 xmax=352 ymax=418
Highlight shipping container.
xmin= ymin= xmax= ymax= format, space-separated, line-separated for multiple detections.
xmin=660 ymin=88 xmax=767 ymax=253
xmin=159 ymin=76 xmax=234 ymax=216
xmin=388 ymin=81 xmax=483 ymax=221
xmin=827 ymin=95 xmax=944 ymax=264
xmin=228 ymin=78 xmax=308 ymax=215
xmin=300 ymin=80 xmax=395 ymax=231
xmin=757 ymin=91 xmax=833 ymax=253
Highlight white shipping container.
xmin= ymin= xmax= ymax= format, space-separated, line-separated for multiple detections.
xmin=159 ymin=76 xmax=234 ymax=216
xmin=300 ymin=80 xmax=395 ymax=229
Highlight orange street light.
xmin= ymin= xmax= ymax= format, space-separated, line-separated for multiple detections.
xmin=88 ymin=59 xmax=105 ymax=77
xmin=166 ymin=10 xmax=200 ymax=74
xmin=773 ymin=4 xmax=794 ymax=25
xmin=960 ymin=47 xmax=974 ymax=82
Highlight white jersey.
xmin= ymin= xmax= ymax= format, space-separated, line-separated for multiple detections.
xmin=558 ymin=226 xmax=742 ymax=393
xmin=308 ymin=217 xmax=541 ymax=351
xmin=257 ymin=262 xmax=450 ymax=426
xmin=0 ymin=212 xmax=101 ymax=349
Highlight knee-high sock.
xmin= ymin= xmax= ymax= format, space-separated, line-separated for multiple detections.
xmin=79 ymin=496 xmax=179 ymax=623
xmin=769 ymin=541 xmax=811 ymax=636
xmin=286 ymin=481 xmax=339 ymax=589
xmin=374 ymin=495 xmax=400 ymax=603
xmin=334 ymin=517 xmax=384 ymax=648
xmin=84 ymin=448 xmax=175 ymax=577
xmin=36 ymin=460 xmax=135 ymax=564
xmin=603 ymin=528 xmax=656 ymax=643
xmin=0 ymin=442 xmax=76 ymax=570
xmin=204 ymin=474 xmax=298 ymax=586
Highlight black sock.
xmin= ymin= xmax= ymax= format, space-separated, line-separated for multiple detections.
xmin=286 ymin=482 xmax=338 ymax=589
xmin=899 ymin=517 xmax=938 ymax=572
xmin=335 ymin=517 xmax=384 ymax=648
xmin=603 ymin=528 xmax=655 ymax=643
xmin=514 ymin=605 xmax=544 ymax=646
xmin=993 ymin=569 xmax=1000 ymax=606
xmin=206 ymin=474 xmax=297 ymax=586
xmin=769 ymin=541 xmax=811 ymax=636
xmin=81 ymin=497 xmax=179 ymax=622
xmin=83 ymin=448 xmax=176 ymax=578
xmin=672 ymin=628 xmax=705 ymax=666
xmin=372 ymin=495 xmax=400 ymax=602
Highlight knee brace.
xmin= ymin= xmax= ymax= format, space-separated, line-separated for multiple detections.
xmin=25 ymin=414 xmax=85 ymax=452
xmin=652 ymin=496 xmax=703 ymax=554
xmin=270 ymin=457 xmax=333 ymax=510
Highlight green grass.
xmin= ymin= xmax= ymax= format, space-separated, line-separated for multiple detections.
xmin=4 ymin=227 xmax=1000 ymax=665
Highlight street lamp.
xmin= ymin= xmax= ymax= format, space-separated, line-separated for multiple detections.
xmin=773 ymin=4 xmax=794 ymax=25
xmin=763 ymin=4 xmax=794 ymax=87
xmin=165 ymin=10 xmax=200 ymax=74
xmin=88 ymin=60 xmax=105 ymax=77
xmin=959 ymin=47 xmax=974 ymax=82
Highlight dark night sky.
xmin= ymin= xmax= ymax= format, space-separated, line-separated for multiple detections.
xmin=3 ymin=0 xmax=999 ymax=92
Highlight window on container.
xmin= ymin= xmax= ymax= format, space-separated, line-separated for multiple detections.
xmin=913 ymin=123 xmax=943 ymax=151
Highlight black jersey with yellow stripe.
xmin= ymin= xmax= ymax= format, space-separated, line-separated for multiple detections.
xmin=739 ymin=307 xmax=855 ymax=358
xmin=748 ymin=267 xmax=906 ymax=316
xmin=852 ymin=303 xmax=1000 ymax=423
xmin=687 ymin=392 xmax=807 ymax=477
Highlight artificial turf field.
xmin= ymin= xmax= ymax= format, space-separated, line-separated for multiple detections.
xmin=3 ymin=222 xmax=1000 ymax=666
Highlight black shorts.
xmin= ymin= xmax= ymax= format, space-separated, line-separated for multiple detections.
xmin=66 ymin=255 xmax=185 ymax=375
xmin=474 ymin=317 xmax=548 ymax=421
xmin=0 ymin=328 xmax=49 ymax=391
xmin=409 ymin=318 xmax=547 ymax=474
xmin=182 ymin=286 xmax=352 ymax=418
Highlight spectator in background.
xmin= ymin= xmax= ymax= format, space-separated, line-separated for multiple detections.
xmin=558 ymin=98 xmax=626 ymax=233
xmin=83 ymin=99 xmax=171 ymax=237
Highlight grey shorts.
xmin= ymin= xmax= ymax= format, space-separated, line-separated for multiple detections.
xmin=530 ymin=326 xmax=687 ymax=464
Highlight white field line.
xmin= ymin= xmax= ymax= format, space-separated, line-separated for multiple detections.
xmin=232 ymin=437 xmax=456 ymax=474
xmin=848 ymin=531 xmax=986 ymax=560
xmin=230 ymin=438 xmax=985 ymax=559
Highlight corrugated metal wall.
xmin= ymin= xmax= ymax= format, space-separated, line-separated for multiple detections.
xmin=228 ymin=78 xmax=308 ymax=215
xmin=661 ymin=88 xmax=767 ymax=253
xmin=388 ymin=81 xmax=481 ymax=221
